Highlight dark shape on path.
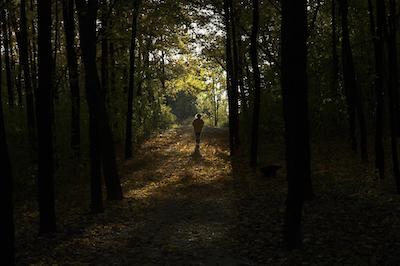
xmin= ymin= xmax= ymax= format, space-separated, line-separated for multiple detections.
xmin=260 ymin=165 xmax=282 ymax=178
xmin=191 ymin=145 xmax=202 ymax=160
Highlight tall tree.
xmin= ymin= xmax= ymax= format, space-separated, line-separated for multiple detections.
xmin=223 ymin=0 xmax=240 ymax=155
xmin=76 ymin=0 xmax=104 ymax=212
xmin=37 ymin=0 xmax=56 ymax=233
xmin=19 ymin=0 xmax=36 ymax=133
xmin=339 ymin=0 xmax=368 ymax=161
xmin=1 ymin=8 xmax=14 ymax=108
xmin=281 ymin=0 xmax=310 ymax=249
xmin=367 ymin=0 xmax=385 ymax=179
xmin=76 ymin=0 xmax=123 ymax=208
xmin=125 ymin=0 xmax=141 ymax=159
xmin=331 ymin=0 xmax=339 ymax=95
xmin=0 ymin=11 xmax=15 ymax=263
xmin=249 ymin=0 xmax=261 ymax=168
xmin=62 ymin=0 xmax=80 ymax=152
xmin=387 ymin=0 xmax=400 ymax=192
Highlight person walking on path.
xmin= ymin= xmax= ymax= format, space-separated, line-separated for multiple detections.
xmin=192 ymin=114 xmax=204 ymax=149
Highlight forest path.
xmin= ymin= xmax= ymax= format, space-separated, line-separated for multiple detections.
xmin=107 ymin=126 xmax=244 ymax=265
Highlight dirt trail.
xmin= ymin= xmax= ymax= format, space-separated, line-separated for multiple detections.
xmin=107 ymin=126 xmax=244 ymax=265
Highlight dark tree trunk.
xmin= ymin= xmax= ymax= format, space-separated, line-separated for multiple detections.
xmin=223 ymin=0 xmax=239 ymax=155
xmin=101 ymin=0 xmax=109 ymax=102
xmin=237 ymin=24 xmax=248 ymax=116
xmin=109 ymin=42 xmax=116 ymax=92
xmin=1 ymin=9 xmax=14 ymax=108
xmin=30 ymin=0 xmax=38 ymax=97
xmin=339 ymin=0 xmax=368 ymax=161
xmin=388 ymin=0 xmax=400 ymax=193
xmin=76 ymin=0 xmax=123 ymax=204
xmin=19 ymin=0 xmax=36 ymax=133
xmin=229 ymin=0 xmax=240 ymax=147
xmin=249 ymin=0 xmax=261 ymax=168
xmin=0 ymin=19 xmax=15 ymax=264
xmin=281 ymin=0 xmax=310 ymax=249
xmin=367 ymin=0 xmax=385 ymax=179
xmin=53 ymin=0 xmax=61 ymax=100
xmin=331 ymin=0 xmax=339 ymax=95
xmin=125 ymin=0 xmax=141 ymax=159
xmin=37 ymin=0 xmax=56 ymax=234
xmin=76 ymin=0 xmax=104 ymax=212
xmin=62 ymin=0 xmax=80 ymax=152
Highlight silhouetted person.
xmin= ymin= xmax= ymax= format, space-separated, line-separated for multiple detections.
xmin=192 ymin=114 xmax=204 ymax=149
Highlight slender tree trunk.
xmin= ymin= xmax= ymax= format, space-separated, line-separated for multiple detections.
xmin=367 ymin=0 xmax=385 ymax=179
xmin=331 ymin=0 xmax=339 ymax=96
xmin=0 ymin=18 xmax=15 ymax=263
xmin=339 ymin=0 xmax=368 ymax=161
xmin=237 ymin=28 xmax=248 ymax=116
xmin=76 ymin=0 xmax=104 ymax=212
xmin=19 ymin=0 xmax=36 ymax=134
xmin=62 ymin=0 xmax=80 ymax=152
xmin=101 ymin=0 xmax=109 ymax=102
xmin=125 ymin=0 xmax=141 ymax=159
xmin=229 ymin=0 xmax=240 ymax=147
xmin=1 ymin=9 xmax=14 ymax=109
xmin=37 ymin=0 xmax=56 ymax=234
xmin=223 ymin=0 xmax=238 ymax=155
xmin=109 ymin=42 xmax=116 ymax=92
xmin=388 ymin=0 xmax=400 ymax=192
xmin=53 ymin=0 xmax=61 ymax=101
xmin=30 ymin=0 xmax=38 ymax=97
xmin=250 ymin=0 xmax=261 ymax=168
xmin=281 ymin=0 xmax=310 ymax=249
xmin=76 ymin=0 xmax=123 ymax=203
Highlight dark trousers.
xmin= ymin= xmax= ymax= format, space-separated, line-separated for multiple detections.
xmin=195 ymin=133 xmax=201 ymax=145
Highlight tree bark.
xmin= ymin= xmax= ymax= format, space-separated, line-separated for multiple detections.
xmin=367 ymin=0 xmax=385 ymax=179
xmin=281 ymin=0 xmax=310 ymax=249
xmin=229 ymin=0 xmax=240 ymax=147
xmin=62 ymin=0 xmax=81 ymax=152
xmin=249 ymin=0 xmax=261 ymax=168
xmin=19 ymin=0 xmax=36 ymax=133
xmin=76 ymin=0 xmax=123 ymax=204
xmin=125 ymin=0 xmax=141 ymax=159
xmin=0 ymin=16 xmax=15 ymax=263
xmin=331 ymin=0 xmax=339 ymax=96
xmin=339 ymin=0 xmax=368 ymax=161
xmin=37 ymin=0 xmax=56 ymax=234
xmin=1 ymin=9 xmax=14 ymax=108
xmin=223 ymin=0 xmax=239 ymax=155
xmin=388 ymin=0 xmax=400 ymax=192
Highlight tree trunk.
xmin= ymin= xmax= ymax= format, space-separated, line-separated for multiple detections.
xmin=281 ymin=0 xmax=310 ymax=249
xmin=0 ymin=19 xmax=15 ymax=263
xmin=76 ymin=0 xmax=123 ymax=204
xmin=62 ymin=0 xmax=80 ymax=152
xmin=1 ymin=9 xmax=14 ymax=109
xmin=37 ymin=0 xmax=56 ymax=234
xmin=19 ymin=0 xmax=36 ymax=134
xmin=229 ymin=0 xmax=240 ymax=148
xmin=30 ymin=0 xmax=38 ymax=98
xmin=331 ymin=0 xmax=339 ymax=96
xmin=367 ymin=0 xmax=385 ymax=179
xmin=53 ymin=0 xmax=61 ymax=101
xmin=249 ymin=0 xmax=261 ymax=168
xmin=223 ymin=0 xmax=239 ymax=155
xmin=125 ymin=0 xmax=141 ymax=159
xmin=339 ymin=0 xmax=368 ymax=161
xmin=101 ymin=0 xmax=109 ymax=102
xmin=388 ymin=0 xmax=400 ymax=193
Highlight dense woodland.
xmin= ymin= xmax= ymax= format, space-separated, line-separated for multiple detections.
xmin=1 ymin=0 xmax=400 ymax=264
